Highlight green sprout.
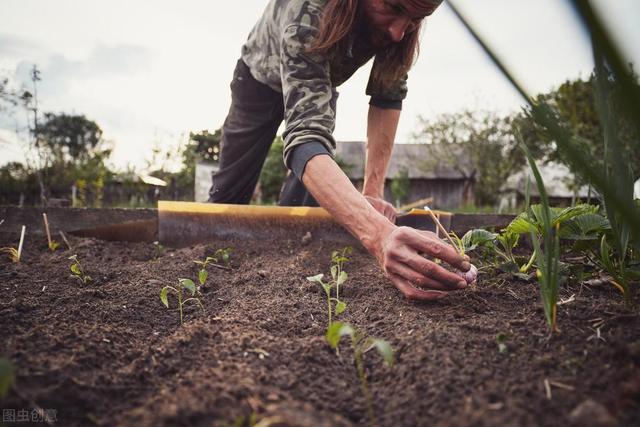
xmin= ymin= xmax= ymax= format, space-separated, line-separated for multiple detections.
xmin=152 ymin=241 xmax=165 ymax=259
xmin=194 ymin=248 xmax=233 ymax=287
xmin=48 ymin=240 xmax=60 ymax=252
xmin=496 ymin=333 xmax=509 ymax=354
xmin=307 ymin=246 xmax=351 ymax=327
xmin=1 ymin=247 xmax=20 ymax=263
xmin=160 ymin=278 xmax=205 ymax=326
xmin=0 ymin=358 xmax=15 ymax=398
xmin=69 ymin=255 xmax=92 ymax=284
xmin=326 ymin=322 xmax=393 ymax=426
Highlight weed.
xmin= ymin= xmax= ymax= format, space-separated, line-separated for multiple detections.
xmin=160 ymin=278 xmax=205 ymax=326
xmin=69 ymin=255 xmax=92 ymax=284
xmin=194 ymin=248 xmax=232 ymax=287
xmin=326 ymin=322 xmax=393 ymax=426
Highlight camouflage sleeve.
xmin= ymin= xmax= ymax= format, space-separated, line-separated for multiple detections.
xmin=366 ymin=54 xmax=408 ymax=109
xmin=280 ymin=21 xmax=337 ymax=169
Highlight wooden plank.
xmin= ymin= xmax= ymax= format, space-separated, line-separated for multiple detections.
xmin=0 ymin=206 xmax=157 ymax=236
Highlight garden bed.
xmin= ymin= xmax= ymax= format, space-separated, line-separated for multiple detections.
xmin=1 ymin=231 xmax=639 ymax=426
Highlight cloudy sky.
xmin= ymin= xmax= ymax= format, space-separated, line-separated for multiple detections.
xmin=1 ymin=0 xmax=639 ymax=171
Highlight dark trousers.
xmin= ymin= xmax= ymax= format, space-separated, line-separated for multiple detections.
xmin=208 ymin=59 xmax=318 ymax=207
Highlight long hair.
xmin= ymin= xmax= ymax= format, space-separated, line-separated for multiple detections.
xmin=308 ymin=0 xmax=423 ymax=88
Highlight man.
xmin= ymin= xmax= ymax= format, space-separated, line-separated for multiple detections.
xmin=210 ymin=0 xmax=471 ymax=300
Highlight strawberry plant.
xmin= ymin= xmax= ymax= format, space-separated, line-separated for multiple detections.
xmin=69 ymin=255 xmax=92 ymax=284
xmin=326 ymin=322 xmax=393 ymax=426
xmin=160 ymin=278 xmax=205 ymax=326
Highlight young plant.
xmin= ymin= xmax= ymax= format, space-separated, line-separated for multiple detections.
xmin=69 ymin=254 xmax=92 ymax=284
xmin=522 ymin=143 xmax=561 ymax=331
xmin=1 ymin=225 xmax=25 ymax=263
xmin=42 ymin=213 xmax=59 ymax=251
xmin=307 ymin=246 xmax=351 ymax=327
xmin=152 ymin=241 xmax=165 ymax=259
xmin=160 ymin=278 xmax=205 ymax=326
xmin=194 ymin=248 xmax=233 ymax=287
xmin=326 ymin=322 xmax=394 ymax=426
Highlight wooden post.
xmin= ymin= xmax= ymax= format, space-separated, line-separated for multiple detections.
xmin=17 ymin=225 xmax=26 ymax=261
xmin=43 ymin=213 xmax=53 ymax=248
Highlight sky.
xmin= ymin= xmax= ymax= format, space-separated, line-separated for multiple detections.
xmin=1 ymin=0 xmax=639 ymax=172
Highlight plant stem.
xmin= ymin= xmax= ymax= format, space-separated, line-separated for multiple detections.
xmin=520 ymin=249 xmax=537 ymax=273
xmin=178 ymin=289 xmax=184 ymax=326
xmin=355 ymin=349 xmax=375 ymax=426
xmin=326 ymin=288 xmax=332 ymax=326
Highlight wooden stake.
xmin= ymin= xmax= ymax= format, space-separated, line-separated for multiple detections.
xmin=424 ymin=208 xmax=459 ymax=253
xmin=42 ymin=213 xmax=53 ymax=248
xmin=17 ymin=225 xmax=26 ymax=261
xmin=59 ymin=231 xmax=72 ymax=251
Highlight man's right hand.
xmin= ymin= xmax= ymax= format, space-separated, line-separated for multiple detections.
xmin=373 ymin=225 xmax=471 ymax=300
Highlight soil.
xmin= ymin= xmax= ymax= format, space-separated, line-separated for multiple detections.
xmin=1 ymin=230 xmax=639 ymax=427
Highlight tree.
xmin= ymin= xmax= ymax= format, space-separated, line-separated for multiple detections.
xmin=36 ymin=112 xmax=105 ymax=163
xmin=259 ymin=136 xmax=287 ymax=204
xmin=518 ymin=72 xmax=640 ymax=186
xmin=413 ymin=109 xmax=542 ymax=206
xmin=390 ymin=167 xmax=410 ymax=207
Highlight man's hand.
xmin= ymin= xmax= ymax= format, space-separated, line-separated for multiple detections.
xmin=364 ymin=195 xmax=396 ymax=223
xmin=373 ymin=225 xmax=471 ymax=301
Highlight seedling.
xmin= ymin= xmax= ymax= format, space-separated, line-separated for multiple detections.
xmin=307 ymin=246 xmax=351 ymax=327
xmin=326 ymin=322 xmax=393 ymax=426
xmin=69 ymin=254 xmax=92 ymax=284
xmin=1 ymin=225 xmax=26 ymax=263
xmin=496 ymin=333 xmax=508 ymax=354
xmin=194 ymin=248 xmax=233 ymax=286
xmin=42 ymin=213 xmax=59 ymax=251
xmin=152 ymin=241 xmax=165 ymax=259
xmin=160 ymin=278 xmax=205 ymax=326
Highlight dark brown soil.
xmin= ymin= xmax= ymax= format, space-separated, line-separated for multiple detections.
xmin=1 ymin=231 xmax=639 ymax=427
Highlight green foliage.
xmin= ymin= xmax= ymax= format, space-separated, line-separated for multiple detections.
xmin=522 ymin=142 xmax=561 ymax=331
xmin=69 ymin=254 xmax=91 ymax=284
xmin=160 ymin=278 xmax=205 ymax=326
xmin=390 ymin=168 xmax=410 ymax=207
xmin=307 ymin=247 xmax=352 ymax=327
xmin=194 ymin=249 xmax=231 ymax=287
xmin=413 ymin=109 xmax=544 ymax=206
xmin=258 ymin=136 xmax=287 ymax=204
xmin=0 ymin=358 xmax=15 ymax=398
xmin=326 ymin=322 xmax=393 ymax=426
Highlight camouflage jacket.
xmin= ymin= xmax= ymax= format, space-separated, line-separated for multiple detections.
xmin=240 ymin=0 xmax=409 ymax=167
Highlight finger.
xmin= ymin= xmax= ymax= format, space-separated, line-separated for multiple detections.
xmin=386 ymin=259 xmax=465 ymax=291
xmin=397 ymin=248 xmax=468 ymax=289
xmin=405 ymin=229 xmax=470 ymax=271
xmin=388 ymin=272 xmax=448 ymax=301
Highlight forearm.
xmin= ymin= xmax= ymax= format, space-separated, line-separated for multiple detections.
xmin=301 ymin=154 xmax=394 ymax=255
xmin=362 ymin=105 xmax=401 ymax=198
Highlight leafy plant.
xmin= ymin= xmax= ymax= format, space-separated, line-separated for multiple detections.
xmin=69 ymin=254 xmax=91 ymax=284
xmin=0 ymin=358 xmax=15 ymax=398
xmin=326 ymin=322 xmax=393 ymax=426
xmin=306 ymin=247 xmax=351 ymax=327
xmin=160 ymin=278 xmax=205 ymax=326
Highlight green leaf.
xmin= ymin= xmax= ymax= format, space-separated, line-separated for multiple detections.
xmin=199 ymin=269 xmax=208 ymax=286
xmin=461 ymin=229 xmax=497 ymax=252
xmin=322 ymin=283 xmax=332 ymax=294
xmin=0 ymin=358 xmax=15 ymax=398
xmin=70 ymin=263 xmax=81 ymax=275
xmin=506 ymin=213 xmax=537 ymax=235
xmin=306 ymin=273 xmax=324 ymax=283
xmin=179 ymin=278 xmax=196 ymax=295
xmin=335 ymin=300 xmax=347 ymax=315
xmin=496 ymin=333 xmax=508 ymax=354
xmin=336 ymin=271 xmax=348 ymax=286
xmin=160 ymin=287 xmax=170 ymax=307
xmin=330 ymin=265 xmax=338 ymax=280
xmin=372 ymin=339 xmax=394 ymax=367
xmin=68 ymin=254 xmax=78 ymax=261
xmin=325 ymin=322 xmax=353 ymax=349
xmin=561 ymin=213 xmax=610 ymax=240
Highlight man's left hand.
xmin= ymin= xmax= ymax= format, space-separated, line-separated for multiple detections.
xmin=364 ymin=195 xmax=397 ymax=223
